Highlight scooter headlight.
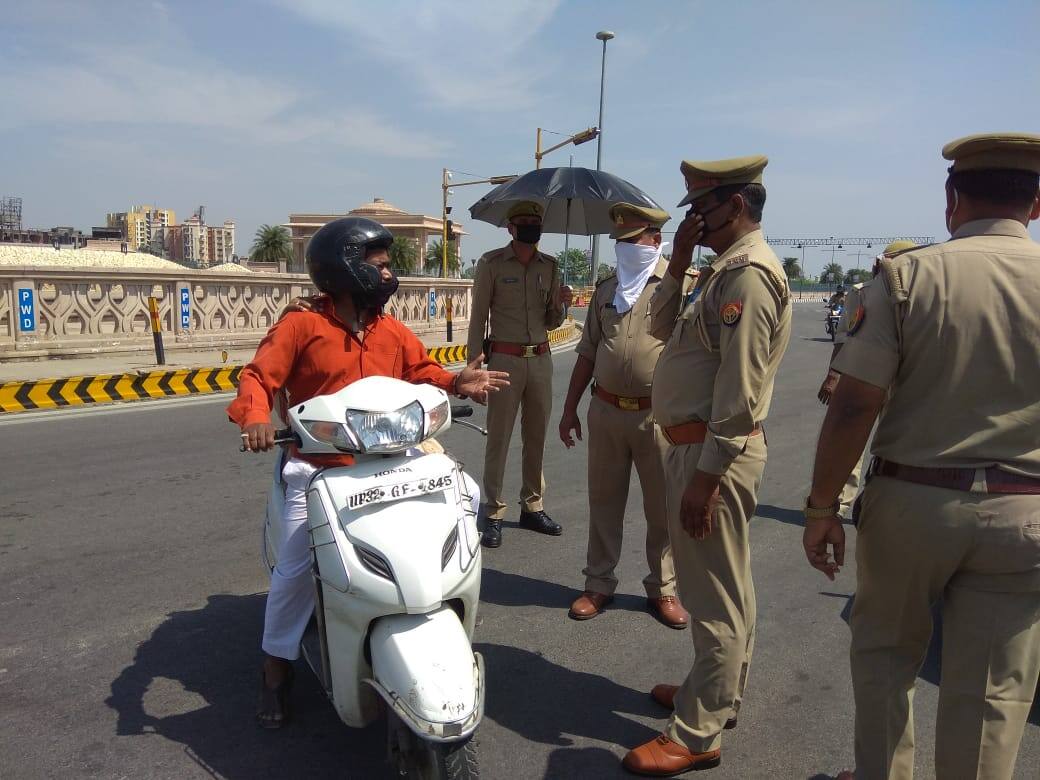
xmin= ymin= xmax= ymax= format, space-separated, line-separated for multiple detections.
xmin=344 ymin=401 xmax=425 ymax=454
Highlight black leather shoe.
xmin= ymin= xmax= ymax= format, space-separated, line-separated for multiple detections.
xmin=481 ymin=519 xmax=502 ymax=548
xmin=518 ymin=509 xmax=562 ymax=536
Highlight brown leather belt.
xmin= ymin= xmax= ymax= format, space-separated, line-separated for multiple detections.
xmin=874 ymin=459 xmax=1040 ymax=495
xmin=592 ymin=384 xmax=651 ymax=411
xmin=490 ymin=340 xmax=550 ymax=358
xmin=661 ymin=420 xmax=762 ymax=446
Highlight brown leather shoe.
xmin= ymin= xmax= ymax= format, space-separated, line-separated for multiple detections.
xmin=649 ymin=685 xmax=737 ymax=730
xmin=622 ymin=734 xmax=721 ymax=776
xmin=647 ymin=596 xmax=689 ymax=629
xmin=569 ymin=591 xmax=613 ymax=620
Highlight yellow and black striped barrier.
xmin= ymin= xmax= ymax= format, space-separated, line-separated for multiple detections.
xmin=0 ymin=367 xmax=242 ymax=414
xmin=0 ymin=320 xmax=581 ymax=414
xmin=426 ymin=344 xmax=468 ymax=365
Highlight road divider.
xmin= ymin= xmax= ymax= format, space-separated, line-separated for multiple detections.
xmin=0 ymin=320 xmax=582 ymax=414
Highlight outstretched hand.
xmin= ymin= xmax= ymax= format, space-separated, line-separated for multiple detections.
xmin=454 ymin=355 xmax=509 ymax=404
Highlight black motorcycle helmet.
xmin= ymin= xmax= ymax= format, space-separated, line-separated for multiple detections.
xmin=305 ymin=217 xmax=395 ymax=296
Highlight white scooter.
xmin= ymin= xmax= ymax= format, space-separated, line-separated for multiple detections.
xmin=252 ymin=376 xmax=486 ymax=779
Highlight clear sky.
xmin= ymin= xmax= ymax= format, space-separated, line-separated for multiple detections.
xmin=4 ymin=0 xmax=1039 ymax=278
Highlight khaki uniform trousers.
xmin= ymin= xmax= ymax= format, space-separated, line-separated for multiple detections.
xmin=851 ymin=476 xmax=1040 ymax=780
xmin=482 ymin=351 xmax=552 ymax=520
xmin=664 ymin=434 xmax=767 ymax=753
xmin=583 ymin=396 xmax=676 ymax=598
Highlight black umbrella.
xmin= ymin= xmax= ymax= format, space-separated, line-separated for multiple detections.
xmin=468 ymin=166 xmax=665 ymax=235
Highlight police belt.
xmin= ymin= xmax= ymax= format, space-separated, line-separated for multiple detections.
xmin=873 ymin=458 xmax=1040 ymax=495
xmin=592 ymin=383 xmax=651 ymax=411
xmin=661 ymin=420 xmax=762 ymax=446
xmin=490 ymin=340 xmax=550 ymax=358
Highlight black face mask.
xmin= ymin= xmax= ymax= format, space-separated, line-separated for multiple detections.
xmin=514 ymin=224 xmax=542 ymax=244
xmin=688 ymin=199 xmax=734 ymax=241
xmin=345 ymin=259 xmax=399 ymax=310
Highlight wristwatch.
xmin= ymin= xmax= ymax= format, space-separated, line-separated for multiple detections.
xmin=803 ymin=496 xmax=840 ymax=520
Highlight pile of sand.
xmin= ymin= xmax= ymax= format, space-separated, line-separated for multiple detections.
xmin=0 ymin=244 xmax=187 ymax=270
xmin=204 ymin=262 xmax=254 ymax=273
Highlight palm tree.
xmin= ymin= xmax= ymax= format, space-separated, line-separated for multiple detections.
xmin=426 ymin=238 xmax=461 ymax=276
xmin=389 ymin=236 xmax=418 ymax=275
xmin=782 ymin=257 xmax=801 ymax=279
xmin=822 ymin=262 xmax=844 ymax=286
xmin=251 ymin=224 xmax=294 ymax=270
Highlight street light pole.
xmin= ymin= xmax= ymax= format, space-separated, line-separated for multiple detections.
xmin=591 ymin=30 xmax=614 ymax=271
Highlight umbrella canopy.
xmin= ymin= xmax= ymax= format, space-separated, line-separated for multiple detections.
xmin=468 ymin=166 xmax=665 ymax=236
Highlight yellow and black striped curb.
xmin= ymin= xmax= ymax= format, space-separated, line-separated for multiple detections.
xmin=426 ymin=344 xmax=468 ymax=365
xmin=0 ymin=322 xmax=581 ymax=414
xmin=0 ymin=367 xmax=242 ymax=414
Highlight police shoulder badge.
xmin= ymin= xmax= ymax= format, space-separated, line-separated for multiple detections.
xmin=721 ymin=300 xmax=743 ymax=326
xmin=848 ymin=305 xmax=866 ymax=335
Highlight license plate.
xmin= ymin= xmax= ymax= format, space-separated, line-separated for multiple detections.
xmin=346 ymin=473 xmax=455 ymax=510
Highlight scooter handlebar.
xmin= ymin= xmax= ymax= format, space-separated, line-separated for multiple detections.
xmin=451 ymin=405 xmax=474 ymax=419
xmin=239 ymin=428 xmax=301 ymax=452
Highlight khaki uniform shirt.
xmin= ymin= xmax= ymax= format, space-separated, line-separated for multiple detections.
xmin=467 ymin=244 xmax=565 ymax=359
xmin=834 ymin=281 xmax=868 ymax=346
xmin=833 ymin=218 xmax=1040 ymax=477
xmin=576 ymin=259 xmax=691 ymax=397
xmin=651 ymin=229 xmax=792 ymax=475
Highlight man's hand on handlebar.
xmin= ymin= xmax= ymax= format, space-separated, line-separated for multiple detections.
xmin=242 ymin=422 xmax=276 ymax=452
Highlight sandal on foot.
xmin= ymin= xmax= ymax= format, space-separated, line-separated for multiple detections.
xmin=256 ymin=665 xmax=294 ymax=729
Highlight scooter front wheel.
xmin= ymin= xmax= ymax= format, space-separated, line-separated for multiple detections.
xmin=387 ymin=710 xmax=479 ymax=780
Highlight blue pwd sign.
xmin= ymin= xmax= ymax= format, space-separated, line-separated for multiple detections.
xmin=18 ymin=288 xmax=35 ymax=332
xmin=428 ymin=289 xmax=437 ymax=318
xmin=179 ymin=288 xmax=191 ymax=329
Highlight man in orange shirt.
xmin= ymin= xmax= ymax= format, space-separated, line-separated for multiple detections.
xmin=228 ymin=217 xmax=508 ymax=728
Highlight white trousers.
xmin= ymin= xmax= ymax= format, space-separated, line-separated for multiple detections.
xmin=261 ymin=456 xmax=480 ymax=660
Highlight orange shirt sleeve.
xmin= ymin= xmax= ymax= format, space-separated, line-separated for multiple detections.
xmin=396 ymin=320 xmax=456 ymax=393
xmin=227 ymin=315 xmax=303 ymax=429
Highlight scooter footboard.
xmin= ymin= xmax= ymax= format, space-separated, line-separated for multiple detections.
xmin=365 ymin=606 xmax=484 ymax=741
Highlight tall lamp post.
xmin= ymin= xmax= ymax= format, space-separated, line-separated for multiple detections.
xmin=590 ymin=30 xmax=615 ymax=271
xmin=441 ymin=168 xmax=516 ymax=341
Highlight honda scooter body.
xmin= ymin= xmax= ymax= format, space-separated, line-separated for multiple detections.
xmin=261 ymin=376 xmax=484 ymax=774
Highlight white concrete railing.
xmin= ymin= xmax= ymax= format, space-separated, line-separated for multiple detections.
xmin=0 ymin=266 xmax=472 ymax=359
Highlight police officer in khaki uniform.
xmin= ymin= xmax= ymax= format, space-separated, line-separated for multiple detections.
xmin=806 ymin=133 xmax=1040 ymax=780
xmin=558 ymin=203 xmax=693 ymax=630
xmin=468 ymin=201 xmax=571 ymax=548
xmin=623 ymin=156 xmax=792 ymax=775
xmin=816 ymin=239 xmax=917 ymax=516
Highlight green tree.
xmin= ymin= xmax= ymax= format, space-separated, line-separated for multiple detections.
xmin=426 ymin=238 xmax=461 ymax=276
xmin=555 ymin=248 xmax=591 ymax=286
xmin=696 ymin=253 xmax=717 ymax=269
xmin=389 ymin=236 xmax=418 ymax=275
xmin=845 ymin=268 xmax=871 ymax=285
xmin=782 ymin=256 xmax=802 ymax=279
xmin=251 ymin=224 xmax=294 ymax=269
xmin=596 ymin=263 xmax=614 ymax=282
xmin=462 ymin=260 xmax=479 ymax=280
xmin=822 ymin=262 xmax=844 ymax=285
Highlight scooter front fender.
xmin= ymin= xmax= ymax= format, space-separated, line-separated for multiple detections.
xmin=365 ymin=606 xmax=483 ymax=741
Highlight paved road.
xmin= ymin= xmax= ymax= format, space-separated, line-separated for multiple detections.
xmin=2 ymin=305 xmax=1037 ymax=779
